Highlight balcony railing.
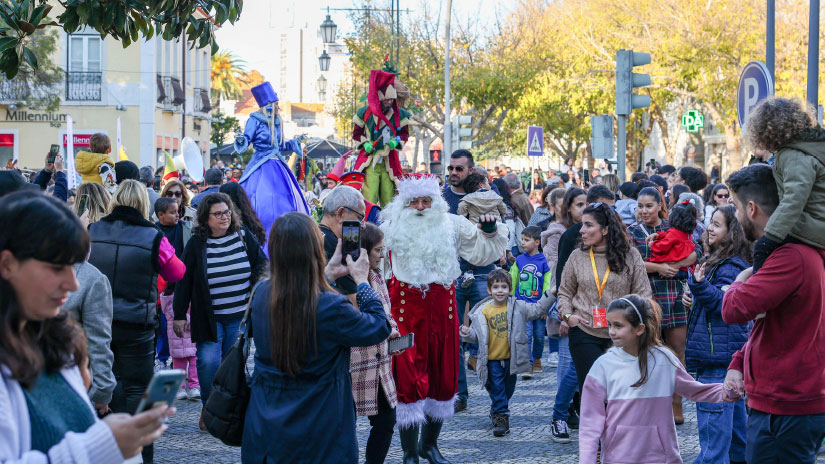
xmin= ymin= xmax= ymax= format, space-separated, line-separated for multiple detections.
xmin=0 ymin=78 xmax=30 ymax=102
xmin=193 ymin=88 xmax=212 ymax=115
xmin=65 ymin=71 xmax=102 ymax=101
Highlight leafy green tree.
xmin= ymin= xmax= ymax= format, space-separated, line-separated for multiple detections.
xmin=0 ymin=27 xmax=62 ymax=110
xmin=211 ymin=110 xmax=240 ymax=146
xmin=0 ymin=0 xmax=243 ymax=78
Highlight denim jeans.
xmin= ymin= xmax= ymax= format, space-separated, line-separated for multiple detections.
xmin=196 ymin=318 xmax=243 ymax=405
xmin=746 ymin=409 xmax=825 ymax=464
xmin=693 ymin=367 xmax=746 ymax=464
xmin=552 ymin=335 xmax=579 ymax=422
xmin=156 ymin=314 xmax=170 ymax=364
xmin=456 ymin=274 xmax=489 ymax=401
xmin=485 ymin=359 xmax=517 ymax=415
xmin=526 ymin=319 xmax=544 ymax=364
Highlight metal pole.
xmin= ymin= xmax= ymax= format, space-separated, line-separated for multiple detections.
xmin=767 ymin=0 xmax=775 ymax=84
xmin=807 ymin=0 xmax=819 ymax=108
xmin=300 ymin=29 xmax=304 ymax=102
xmin=443 ymin=0 xmax=452 ymax=170
xmin=181 ymin=37 xmax=186 ymax=140
xmin=617 ymin=114 xmax=627 ymax=182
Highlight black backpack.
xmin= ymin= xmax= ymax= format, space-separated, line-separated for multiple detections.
xmin=202 ymin=280 xmax=265 ymax=446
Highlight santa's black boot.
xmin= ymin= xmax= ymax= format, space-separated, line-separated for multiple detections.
xmin=399 ymin=425 xmax=420 ymax=464
xmin=418 ymin=417 xmax=452 ymax=464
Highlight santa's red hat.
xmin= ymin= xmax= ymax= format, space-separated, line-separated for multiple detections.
xmin=396 ymin=173 xmax=440 ymax=203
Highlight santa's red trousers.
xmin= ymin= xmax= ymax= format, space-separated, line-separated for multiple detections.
xmin=389 ymin=277 xmax=458 ymax=428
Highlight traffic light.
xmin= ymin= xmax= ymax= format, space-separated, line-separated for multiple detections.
xmin=590 ymin=115 xmax=614 ymax=159
xmin=454 ymin=115 xmax=472 ymax=149
xmin=615 ymin=49 xmax=651 ymax=115
xmin=429 ymin=149 xmax=441 ymax=163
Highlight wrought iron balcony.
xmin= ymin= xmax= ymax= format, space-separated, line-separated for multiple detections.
xmin=65 ymin=72 xmax=102 ymax=101
xmin=193 ymin=88 xmax=212 ymax=115
xmin=0 ymin=78 xmax=30 ymax=102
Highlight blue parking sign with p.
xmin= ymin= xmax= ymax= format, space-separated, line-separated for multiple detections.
xmin=737 ymin=61 xmax=774 ymax=128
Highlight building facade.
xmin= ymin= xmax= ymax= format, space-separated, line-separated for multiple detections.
xmin=0 ymin=26 xmax=212 ymax=173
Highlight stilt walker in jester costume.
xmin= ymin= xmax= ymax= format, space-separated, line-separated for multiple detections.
xmin=352 ymin=69 xmax=411 ymax=206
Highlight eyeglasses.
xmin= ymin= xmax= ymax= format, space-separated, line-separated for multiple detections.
xmin=342 ymin=206 xmax=365 ymax=224
xmin=209 ymin=210 xmax=231 ymax=219
xmin=447 ymin=165 xmax=465 ymax=172
xmin=715 ymin=193 xmax=730 ymax=199
xmin=165 ymin=190 xmax=183 ymax=198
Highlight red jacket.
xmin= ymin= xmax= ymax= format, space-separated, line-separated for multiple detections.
xmin=723 ymin=243 xmax=825 ymax=415
xmin=647 ymin=228 xmax=694 ymax=264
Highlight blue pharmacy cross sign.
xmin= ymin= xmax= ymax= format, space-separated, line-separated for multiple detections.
xmin=527 ymin=125 xmax=544 ymax=156
xmin=737 ymin=61 xmax=774 ymax=128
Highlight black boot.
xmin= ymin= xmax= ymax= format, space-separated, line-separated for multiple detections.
xmin=419 ymin=417 xmax=451 ymax=464
xmin=399 ymin=425 xmax=420 ymax=464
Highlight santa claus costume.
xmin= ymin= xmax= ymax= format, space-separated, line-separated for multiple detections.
xmin=380 ymin=174 xmax=508 ymax=463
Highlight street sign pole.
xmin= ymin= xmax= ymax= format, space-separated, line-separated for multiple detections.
xmin=808 ymin=0 xmax=819 ymax=108
xmin=442 ymin=0 xmax=452 ymax=178
xmin=617 ymin=114 xmax=627 ymax=182
xmin=767 ymin=0 xmax=775 ymax=83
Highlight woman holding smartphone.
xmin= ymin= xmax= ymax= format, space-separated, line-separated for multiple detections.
xmin=0 ymin=192 xmax=174 ymax=464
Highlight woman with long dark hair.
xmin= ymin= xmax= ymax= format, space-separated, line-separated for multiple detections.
xmin=173 ymin=192 xmax=266 ymax=430
xmin=628 ymin=186 xmax=699 ymax=424
xmin=219 ymin=181 xmax=266 ymax=246
xmin=0 ymin=192 xmax=173 ymax=463
xmin=702 ymin=183 xmax=729 ymax=228
xmin=557 ymin=203 xmax=651 ymax=393
xmin=241 ymin=213 xmax=390 ymax=463
xmin=684 ymin=205 xmax=751 ymax=463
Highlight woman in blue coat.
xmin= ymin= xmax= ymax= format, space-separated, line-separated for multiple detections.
xmin=241 ymin=213 xmax=391 ymax=464
xmin=685 ymin=205 xmax=752 ymax=464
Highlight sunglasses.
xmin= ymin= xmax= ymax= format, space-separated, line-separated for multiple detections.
xmin=447 ymin=165 xmax=465 ymax=172
xmin=715 ymin=193 xmax=730 ymax=199
xmin=165 ymin=191 xmax=183 ymax=198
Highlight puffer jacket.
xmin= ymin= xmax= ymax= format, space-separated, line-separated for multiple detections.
xmin=160 ymin=293 xmax=197 ymax=359
xmin=767 ymin=126 xmax=825 ymax=249
xmin=461 ymin=291 xmax=555 ymax=386
xmin=685 ymin=255 xmax=752 ymax=370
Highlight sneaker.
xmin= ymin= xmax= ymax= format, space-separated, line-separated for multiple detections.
xmin=567 ymin=408 xmax=580 ymax=430
xmin=522 ymin=371 xmax=533 ymax=380
xmin=187 ymin=387 xmax=201 ymax=400
xmin=551 ymin=419 xmax=571 ymax=443
xmin=547 ymin=352 xmax=559 ymax=368
xmin=153 ymin=359 xmax=167 ymax=373
xmin=532 ymin=359 xmax=543 ymax=373
xmin=460 ymin=271 xmax=475 ymax=289
xmin=175 ymin=388 xmax=188 ymax=401
xmin=492 ymin=414 xmax=510 ymax=437
xmin=467 ymin=356 xmax=478 ymax=372
xmin=454 ymin=399 xmax=467 ymax=413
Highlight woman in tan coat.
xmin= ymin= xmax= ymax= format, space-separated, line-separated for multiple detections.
xmin=557 ymin=202 xmax=652 ymax=392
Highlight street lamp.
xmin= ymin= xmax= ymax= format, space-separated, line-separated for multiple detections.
xmin=320 ymin=8 xmax=337 ymax=44
xmin=317 ymin=75 xmax=327 ymax=94
xmin=319 ymin=50 xmax=331 ymax=72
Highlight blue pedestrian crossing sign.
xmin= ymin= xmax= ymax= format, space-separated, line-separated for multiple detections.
xmin=527 ymin=125 xmax=544 ymax=156
xmin=737 ymin=61 xmax=774 ymax=128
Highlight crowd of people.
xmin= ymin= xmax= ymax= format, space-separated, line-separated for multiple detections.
xmin=0 ymin=96 xmax=824 ymax=464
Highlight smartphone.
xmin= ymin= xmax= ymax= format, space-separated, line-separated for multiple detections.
xmin=76 ymin=194 xmax=90 ymax=217
xmin=48 ymin=144 xmax=60 ymax=164
xmin=134 ymin=369 xmax=186 ymax=414
xmin=388 ymin=333 xmax=414 ymax=353
xmin=583 ymin=169 xmax=591 ymax=185
xmin=341 ymin=220 xmax=361 ymax=264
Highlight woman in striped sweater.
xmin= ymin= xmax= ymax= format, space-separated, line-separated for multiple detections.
xmin=173 ymin=192 xmax=267 ymax=429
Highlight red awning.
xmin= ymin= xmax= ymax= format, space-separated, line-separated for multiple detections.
xmin=0 ymin=133 xmax=14 ymax=147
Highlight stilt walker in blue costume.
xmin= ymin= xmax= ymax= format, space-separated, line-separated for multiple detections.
xmin=235 ymin=82 xmax=310 ymax=247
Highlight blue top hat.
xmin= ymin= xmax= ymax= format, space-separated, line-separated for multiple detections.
xmin=251 ymin=82 xmax=279 ymax=107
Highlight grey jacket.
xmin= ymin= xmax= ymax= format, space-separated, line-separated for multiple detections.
xmin=63 ymin=262 xmax=116 ymax=405
xmin=461 ymin=291 xmax=555 ymax=386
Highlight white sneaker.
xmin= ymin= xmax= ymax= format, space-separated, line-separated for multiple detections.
xmin=175 ymin=388 xmax=188 ymax=401
xmin=187 ymin=387 xmax=201 ymax=400
xmin=548 ymin=352 xmax=559 ymax=368
xmin=153 ymin=359 xmax=167 ymax=373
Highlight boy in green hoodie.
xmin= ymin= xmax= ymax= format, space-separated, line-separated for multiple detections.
xmin=744 ymin=97 xmax=825 ymax=272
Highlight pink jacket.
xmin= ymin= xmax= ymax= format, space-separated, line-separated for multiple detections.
xmin=580 ymin=347 xmax=729 ymax=463
xmin=160 ymin=293 xmax=196 ymax=358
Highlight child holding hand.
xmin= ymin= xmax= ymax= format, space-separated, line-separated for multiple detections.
xmin=579 ymin=295 xmax=741 ymax=463
xmin=460 ymin=268 xmax=555 ymax=437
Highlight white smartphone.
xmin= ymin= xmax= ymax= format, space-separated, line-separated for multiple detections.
xmin=134 ymin=369 xmax=186 ymax=414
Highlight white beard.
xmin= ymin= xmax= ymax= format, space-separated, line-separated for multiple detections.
xmin=381 ymin=198 xmax=461 ymax=287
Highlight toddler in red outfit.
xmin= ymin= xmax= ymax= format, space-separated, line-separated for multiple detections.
xmin=647 ymin=200 xmax=698 ymax=272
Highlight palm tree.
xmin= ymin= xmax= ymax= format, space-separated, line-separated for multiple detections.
xmin=211 ymin=50 xmax=247 ymax=108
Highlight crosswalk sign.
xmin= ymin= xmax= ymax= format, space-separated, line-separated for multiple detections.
xmin=527 ymin=126 xmax=544 ymax=156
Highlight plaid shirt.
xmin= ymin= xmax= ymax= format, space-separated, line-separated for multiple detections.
xmin=628 ymin=220 xmax=702 ymax=328
xmin=350 ymin=270 xmax=398 ymax=416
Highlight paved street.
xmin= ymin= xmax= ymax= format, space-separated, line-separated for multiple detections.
xmin=154 ymin=347 xmax=825 ymax=463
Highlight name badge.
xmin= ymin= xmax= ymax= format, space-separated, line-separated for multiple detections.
xmin=592 ymin=307 xmax=608 ymax=328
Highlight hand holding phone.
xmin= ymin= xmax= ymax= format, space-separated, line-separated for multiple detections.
xmin=341 ymin=220 xmax=361 ymax=265
xmin=47 ymin=144 xmax=59 ymax=165
xmin=134 ymin=370 xmax=186 ymax=414
xmin=76 ymin=194 xmax=90 ymax=217
xmin=388 ymin=333 xmax=414 ymax=354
